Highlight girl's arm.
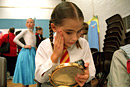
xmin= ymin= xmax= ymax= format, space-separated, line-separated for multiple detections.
xmin=83 ymin=40 xmax=96 ymax=82
xmin=35 ymin=40 xmax=58 ymax=83
xmin=13 ymin=30 xmax=26 ymax=48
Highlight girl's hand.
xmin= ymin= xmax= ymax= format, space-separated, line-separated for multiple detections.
xmin=51 ymin=29 xmax=64 ymax=63
xmin=24 ymin=45 xmax=32 ymax=49
xmin=75 ymin=63 xmax=89 ymax=87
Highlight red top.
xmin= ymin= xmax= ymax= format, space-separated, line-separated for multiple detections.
xmin=0 ymin=33 xmax=17 ymax=57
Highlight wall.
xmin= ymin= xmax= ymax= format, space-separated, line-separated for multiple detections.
xmin=0 ymin=0 xmax=130 ymax=51
xmin=0 ymin=0 xmax=60 ymax=19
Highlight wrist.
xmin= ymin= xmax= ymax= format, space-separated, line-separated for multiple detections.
xmin=23 ymin=45 xmax=25 ymax=48
xmin=51 ymin=53 xmax=59 ymax=63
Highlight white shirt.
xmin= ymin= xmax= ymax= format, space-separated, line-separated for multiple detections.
xmin=13 ymin=29 xmax=36 ymax=47
xmin=107 ymin=48 xmax=130 ymax=87
xmin=35 ymin=37 xmax=96 ymax=83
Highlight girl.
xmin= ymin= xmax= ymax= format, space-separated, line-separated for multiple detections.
xmin=35 ymin=2 xmax=96 ymax=87
xmin=13 ymin=18 xmax=36 ymax=87
xmin=35 ymin=26 xmax=44 ymax=48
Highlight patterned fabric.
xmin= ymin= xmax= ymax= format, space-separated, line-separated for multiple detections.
xmin=60 ymin=48 xmax=70 ymax=64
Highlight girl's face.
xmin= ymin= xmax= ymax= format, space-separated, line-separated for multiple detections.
xmin=26 ymin=19 xmax=35 ymax=29
xmin=39 ymin=29 xmax=43 ymax=35
xmin=58 ymin=19 xmax=83 ymax=47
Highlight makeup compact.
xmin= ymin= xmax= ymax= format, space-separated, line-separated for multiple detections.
xmin=49 ymin=60 xmax=85 ymax=87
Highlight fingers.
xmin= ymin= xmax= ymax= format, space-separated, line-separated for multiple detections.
xmin=75 ymin=74 xmax=87 ymax=82
xmin=55 ymin=29 xmax=64 ymax=49
xmin=75 ymin=78 xmax=84 ymax=87
xmin=24 ymin=45 xmax=31 ymax=49
xmin=75 ymin=73 xmax=89 ymax=87
xmin=27 ymin=45 xmax=31 ymax=49
xmin=75 ymin=63 xmax=89 ymax=87
xmin=53 ymin=28 xmax=64 ymax=58
xmin=75 ymin=70 xmax=89 ymax=81
xmin=84 ymin=63 xmax=89 ymax=68
xmin=59 ymin=29 xmax=64 ymax=47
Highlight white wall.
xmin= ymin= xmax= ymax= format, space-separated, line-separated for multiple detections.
xmin=0 ymin=8 xmax=52 ymax=19
xmin=0 ymin=0 xmax=61 ymax=19
xmin=1 ymin=0 xmax=130 ymax=51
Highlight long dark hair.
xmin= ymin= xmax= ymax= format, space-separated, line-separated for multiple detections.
xmin=49 ymin=2 xmax=84 ymax=49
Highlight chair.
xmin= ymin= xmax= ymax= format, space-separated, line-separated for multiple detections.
xmin=37 ymin=82 xmax=42 ymax=87
xmin=96 ymin=51 xmax=114 ymax=87
xmin=34 ymin=79 xmax=41 ymax=87
xmin=92 ymin=52 xmax=104 ymax=77
xmin=125 ymin=31 xmax=130 ymax=37
xmin=104 ymin=39 xmax=121 ymax=46
xmin=106 ymin=26 xmax=126 ymax=45
xmin=90 ymin=48 xmax=98 ymax=54
xmin=105 ymin=14 xmax=126 ymax=46
xmin=105 ymin=14 xmax=125 ymax=27
xmin=104 ymin=36 xmax=122 ymax=46
xmin=103 ymin=45 xmax=118 ymax=52
xmin=103 ymin=41 xmax=120 ymax=49
xmin=105 ymin=31 xmax=122 ymax=41
xmin=107 ymin=20 xmax=124 ymax=29
xmin=0 ymin=57 xmax=7 ymax=87
xmin=107 ymin=20 xmax=126 ymax=39
xmin=106 ymin=26 xmax=123 ymax=36
xmin=125 ymin=36 xmax=130 ymax=44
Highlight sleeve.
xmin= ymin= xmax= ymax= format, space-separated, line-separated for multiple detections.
xmin=107 ymin=50 xmax=130 ymax=87
xmin=35 ymin=41 xmax=58 ymax=83
xmin=13 ymin=30 xmax=26 ymax=48
xmin=82 ymin=40 xmax=96 ymax=82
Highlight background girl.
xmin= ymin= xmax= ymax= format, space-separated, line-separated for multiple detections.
xmin=13 ymin=18 xmax=36 ymax=87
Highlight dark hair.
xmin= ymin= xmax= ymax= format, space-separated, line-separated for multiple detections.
xmin=83 ymin=22 xmax=88 ymax=31
xmin=9 ymin=27 xmax=15 ymax=33
xmin=49 ymin=2 xmax=84 ymax=49
xmin=35 ymin=26 xmax=42 ymax=31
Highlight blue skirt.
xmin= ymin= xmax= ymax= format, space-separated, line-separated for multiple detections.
xmin=13 ymin=47 xmax=36 ymax=85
